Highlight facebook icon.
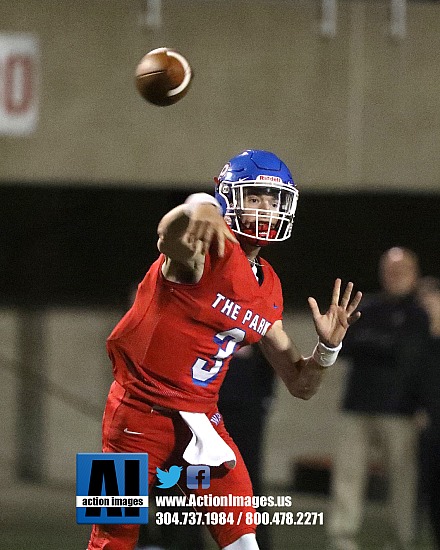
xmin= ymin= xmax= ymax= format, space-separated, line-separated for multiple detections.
xmin=186 ymin=465 xmax=210 ymax=489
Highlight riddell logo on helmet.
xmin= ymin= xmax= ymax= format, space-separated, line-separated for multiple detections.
xmin=256 ymin=175 xmax=283 ymax=183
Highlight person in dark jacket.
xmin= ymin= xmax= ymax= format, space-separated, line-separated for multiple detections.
xmin=417 ymin=276 xmax=440 ymax=549
xmin=327 ymin=247 xmax=430 ymax=550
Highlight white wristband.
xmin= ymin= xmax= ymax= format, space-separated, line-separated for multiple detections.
xmin=312 ymin=340 xmax=342 ymax=368
xmin=184 ymin=193 xmax=222 ymax=215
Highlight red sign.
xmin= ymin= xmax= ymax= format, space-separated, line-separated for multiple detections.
xmin=0 ymin=34 xmax=39 ymax=135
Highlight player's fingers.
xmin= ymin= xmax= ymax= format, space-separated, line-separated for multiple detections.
xmin=340 ymin=281 xmax=354 ymax=308
xmin=348 ymin=311 xmax=362 ymax=325
xmin=331 ymin=278 xmax=342 ymax=305
xmin=347 ymin=291 xmax=363 ymax=315
xmin=225 ymin=230 xmax=239 ymax=244
xmin=193 ymin=238 xmax=204 ymax=256
xmin=185 ymin=219 xmax=203 ymax=248
xmin=215 ymin=227 xmax=227 ymax=257
xmin=200 ymin=225 xmax=214 ymax=255
xmin=181 ymin=228 xmax=195 ymax=250
xmin=192 ymin=220 xmax=208 ymax=241
xmin=216 ymin=225 xmax=239 ymax=256
xmin=308 ymin=296 xmax=321 ymax=318
xmin=183 ymin=220 xmax=194 ymax=241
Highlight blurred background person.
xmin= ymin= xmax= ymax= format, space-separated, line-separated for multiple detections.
xmin=327 ymin=247 xmax=431 ymax=550
xmin=417 ymin=277 xmax=440 ymax=549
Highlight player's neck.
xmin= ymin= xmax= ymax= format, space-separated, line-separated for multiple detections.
xmin=239 ymin=240 xmax=261 ymax=262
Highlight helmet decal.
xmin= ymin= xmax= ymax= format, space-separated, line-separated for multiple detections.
xmin=218 ymin=163 xmax=230 ymax=178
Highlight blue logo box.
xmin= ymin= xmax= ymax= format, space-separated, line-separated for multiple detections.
xmin=76 ymin=453 xmax=149 ymax=524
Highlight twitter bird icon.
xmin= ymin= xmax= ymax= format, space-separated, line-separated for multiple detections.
xmin=156 ymin=465 xmax=182 ymax=489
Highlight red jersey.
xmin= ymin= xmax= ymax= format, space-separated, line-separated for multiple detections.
xmin=106 ymin=239 xmax=283 ymax=412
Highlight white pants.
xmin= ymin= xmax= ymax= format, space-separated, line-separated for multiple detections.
xmin=328 ymin=412 xmax=418 ymax=547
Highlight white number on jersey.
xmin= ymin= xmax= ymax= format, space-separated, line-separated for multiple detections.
xmin=191 ymin=328 xmax=246 ymax=386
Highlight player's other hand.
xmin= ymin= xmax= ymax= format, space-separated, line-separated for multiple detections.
xmin=183 ymin=203 xmax=238 ymax=257
xmin=307 ymin=279 xmax=362 ymax=348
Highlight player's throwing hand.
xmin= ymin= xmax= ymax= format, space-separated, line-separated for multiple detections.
xmin=183 ymin=203 xmax=238 ymax=257
xmin=308 ymin=279 xmax=362 ymax=348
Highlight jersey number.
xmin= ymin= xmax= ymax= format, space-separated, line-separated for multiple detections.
xmin=191 ymin=328 xmax=246 ymax=387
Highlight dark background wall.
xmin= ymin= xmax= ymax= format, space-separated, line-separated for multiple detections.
xmin=2 ymin=185 xmax=438 ymax=310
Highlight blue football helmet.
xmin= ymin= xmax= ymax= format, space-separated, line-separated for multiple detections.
xmin=215 ymin=150 xmax=299 ymax=245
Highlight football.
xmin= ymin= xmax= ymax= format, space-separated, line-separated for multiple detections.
xmin=135 ymin=47 xmax=193 ymax=107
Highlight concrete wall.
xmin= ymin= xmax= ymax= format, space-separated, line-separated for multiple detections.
xmin=0 ymin=307 xmax=344 ymax=487
xmin=0 ymin=310 xmax=19 ymax=483
xmin=1 ymin=0 xmax=440 ymax=190
xmin=266 ymin=311 xmax=349 ymax=485
xmin=0 ymin=308 xmax=119 ymax=485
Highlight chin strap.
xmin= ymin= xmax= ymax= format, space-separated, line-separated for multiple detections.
xmin=237 ymin=233 xmax=270 ymax=248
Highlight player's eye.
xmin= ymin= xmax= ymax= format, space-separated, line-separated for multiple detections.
xmin=246 ymin=196 xmax=260 ymax=204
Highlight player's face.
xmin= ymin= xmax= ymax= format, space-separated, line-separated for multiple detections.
xmin=228 ymin=182 xmax=297 ymax=244
xmin=241 ymin=191 xmax=280 ymax=224
xmin=243 ymin=192 xmax=280 ymax=211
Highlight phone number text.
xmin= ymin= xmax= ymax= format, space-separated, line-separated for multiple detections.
xmin=155 ymin=511 xmax=324 ymax=526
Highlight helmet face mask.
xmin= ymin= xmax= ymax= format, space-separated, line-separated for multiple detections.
xmin=215 ymin=150 xmax=299 ymax=245
xmin=231 ymin=181 xmax=298 ymax=242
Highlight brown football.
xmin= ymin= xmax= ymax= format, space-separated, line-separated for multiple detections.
xmin=135 ymin=47 xmax=193 ymax=107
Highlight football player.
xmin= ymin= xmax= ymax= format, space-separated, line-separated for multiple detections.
xmin=88 ymin=150 xmax=362 ymax=550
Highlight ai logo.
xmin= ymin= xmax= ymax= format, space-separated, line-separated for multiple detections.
xmin=76 ymin=453 xmax=149 ymax=524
